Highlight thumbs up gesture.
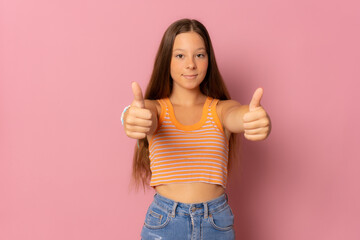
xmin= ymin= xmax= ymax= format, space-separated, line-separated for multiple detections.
xmin=243 ymin=88 xmax=271 ymax=141
xmin=123 ymin=82 xmax=154 ymax=139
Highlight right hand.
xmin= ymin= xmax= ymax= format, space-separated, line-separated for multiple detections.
xmin=123 ymin=82 xmax=153 ymax=139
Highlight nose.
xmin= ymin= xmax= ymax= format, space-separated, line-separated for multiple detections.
xmin=186 ymin=57 xmax=196 ymax=69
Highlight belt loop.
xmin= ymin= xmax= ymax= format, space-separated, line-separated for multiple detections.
xmin=225 ymin=193 xmax=228 ymax=202
xmin=203 ymin=202 xmax=209 ymax=219
xmin=171 ymin=202 xmax=178 ymax=218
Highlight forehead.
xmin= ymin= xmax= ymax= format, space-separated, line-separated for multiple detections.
xmin=173 ymin=32 xmax=205 ymax=50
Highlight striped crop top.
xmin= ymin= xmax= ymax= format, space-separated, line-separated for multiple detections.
xmin=148 ymin=96 xmax=229 ymax=188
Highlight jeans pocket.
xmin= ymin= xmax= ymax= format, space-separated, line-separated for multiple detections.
xmin=143 ymin=202 xmax=171 ymax=230
xmin=208 ymin=204 xmax=234 ymax=231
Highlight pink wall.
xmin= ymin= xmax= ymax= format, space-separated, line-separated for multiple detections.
xmin=1 ymin=0 xmax=359 ymax=239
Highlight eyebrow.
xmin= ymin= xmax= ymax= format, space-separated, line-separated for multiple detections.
xmin=173 ymin=47 xmax=206 ymax=51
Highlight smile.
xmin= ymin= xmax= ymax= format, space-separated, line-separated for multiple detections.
xmin=182 ymin=74 xmax=198 ymax=79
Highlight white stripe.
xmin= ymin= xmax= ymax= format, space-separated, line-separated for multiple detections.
xmin=149 ymin=142 xmax=227 ymax=152
xmin=149 ymin=144 xmax=229 ymax=154
xmin=153 ymin=159 xmax=226 ymax=167
xmin=150 ymin=138 xmax=228 ymax=147
xmin=152 ymin=133 xmax=225 ymax=139
xmin=151 ymin=164 xmax=224 ymax=172
xmin=149 ymin=143 xmax=228 ymax=153
xmin=154 ymin=152 xmax=227 ymax=162
xmin=151 ymin=137 xmax=225 ymax=143
xmin=153 ymin=146 xmax=228 ymax=154
xmin=152 ymin=168 xmax=226 ymax=176
xmin=152 ymin=172 xmax=224 ymax=179
xmin=151 ymin=172 xmax=225 ymax=180
xmin=151 ymin=148 xmax=227 ymax=158
xmin=155 ymin=129 xmax=225 ymax=136
xmin=151 ymin=176 xmax=225 ymax=183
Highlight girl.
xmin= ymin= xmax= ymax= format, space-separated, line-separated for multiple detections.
xmin=122 ymin=18 xmax=271 ymax=240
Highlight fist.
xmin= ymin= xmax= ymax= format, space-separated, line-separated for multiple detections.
xmin=243 ymin=88 xmax=271 ymax=141
xmin=123 ymin=82 xmax=153 ymax=139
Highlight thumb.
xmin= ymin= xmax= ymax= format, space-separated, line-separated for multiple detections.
xmin=249 ymin=88 xmax=263 ymax=112
xmin=131 ymin=81 xmax=145 ymax=108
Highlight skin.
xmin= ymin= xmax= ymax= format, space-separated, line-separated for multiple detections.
xmin=124 ymin=32 xmax=271 ymax=203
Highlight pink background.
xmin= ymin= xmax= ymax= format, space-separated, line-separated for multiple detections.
xmin=1 ymin=0 xmax=359 ymax=239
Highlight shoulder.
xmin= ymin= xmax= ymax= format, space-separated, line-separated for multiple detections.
xmin=216 ymin=99 xmax=242 ymax=118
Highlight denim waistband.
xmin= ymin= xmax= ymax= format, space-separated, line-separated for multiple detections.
xmin=152 ymin=192 xmax=229 ymax=218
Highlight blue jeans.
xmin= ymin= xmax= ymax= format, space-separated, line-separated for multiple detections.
xmin=141 ymin=192 xmax=235 ymax=240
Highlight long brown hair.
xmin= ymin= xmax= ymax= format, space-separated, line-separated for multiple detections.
xmin=130 ymin=18 xmax=239 ymax=191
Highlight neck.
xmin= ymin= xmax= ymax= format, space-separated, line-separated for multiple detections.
xmin=169 ymin=87 xmax=207 ymax=107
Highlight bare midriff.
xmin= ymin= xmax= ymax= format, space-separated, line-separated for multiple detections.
xmin=154 ymin=182 xmax=225 ymax=204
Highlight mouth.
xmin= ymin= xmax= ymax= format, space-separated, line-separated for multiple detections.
xmin=182 ymin=74 xmax=198 ymax=79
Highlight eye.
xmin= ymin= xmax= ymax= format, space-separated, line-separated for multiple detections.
xmin=197 ymin=53 xmax=206 ymax=58
xmin=175 ymin=54 xmax=184 ymax=58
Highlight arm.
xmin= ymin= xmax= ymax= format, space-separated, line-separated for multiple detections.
xmin=221 ymin=88 xmax=271 ymax=141
xmin=144 ymin=99 xmax=159 ymax=136
xmin=221 ymin=100 xmax=249 ymax=134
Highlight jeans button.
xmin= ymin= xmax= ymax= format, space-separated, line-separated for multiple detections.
xmin=191 ymin=207 xmax=196 ymax=212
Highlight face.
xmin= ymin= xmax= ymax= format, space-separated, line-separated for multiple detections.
xmin=170 ymin=32 xmax=208 ymax=92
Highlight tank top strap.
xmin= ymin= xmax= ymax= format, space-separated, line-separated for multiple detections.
xmin=208 ymin=97 xmax=219 ymax=109
xmin=207 ymin=98 xmax=225 ymax=134
xmin=156 ymin=98 xmax=168 ymax=123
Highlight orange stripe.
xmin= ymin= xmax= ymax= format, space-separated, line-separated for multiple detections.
xmin=152 ymin=166 xmax=226 ymax=174
xmin=150 ymin=178 xmax=224 ymax=186
xmin=152 ymin=173 xmax=224 ymax=179
xmin=152 ymin=153 xmax=228 ymax=160
xmin=152 ymin=160 xmax=227 ymax=169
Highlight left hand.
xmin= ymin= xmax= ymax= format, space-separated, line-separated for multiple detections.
xmin=243 ymin=88 xmax=271 ymax=141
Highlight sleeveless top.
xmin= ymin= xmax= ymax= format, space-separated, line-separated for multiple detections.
xmin=148 ymin=96 xmax=230 ymax=188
